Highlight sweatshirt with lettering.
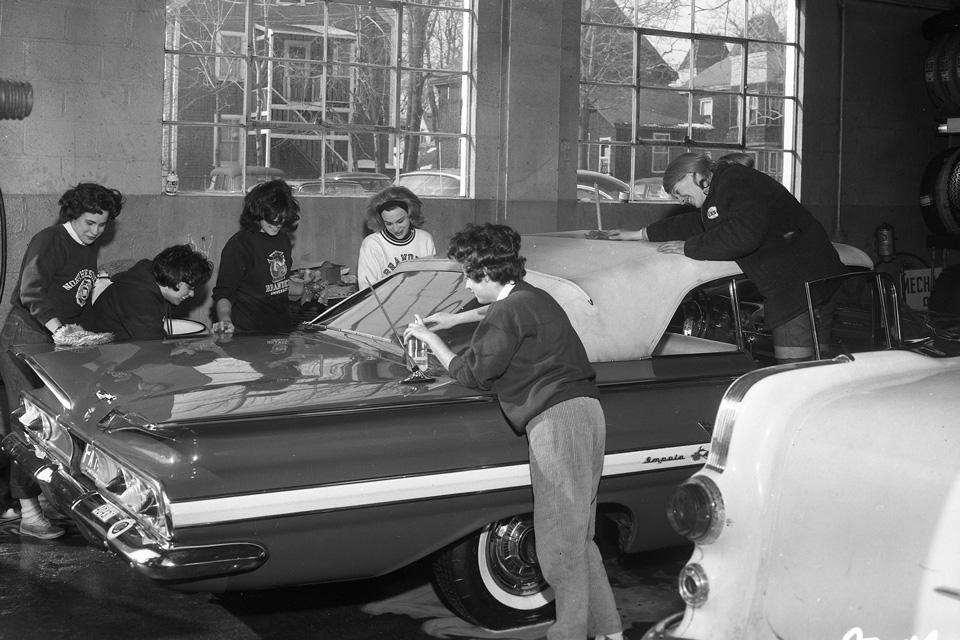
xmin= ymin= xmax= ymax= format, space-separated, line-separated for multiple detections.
xmin=9 ymin=224 xmax=98 ymax=333
xmin=213 ymin=229 xmax=293 ymax=332
xmin=357 ymin=228 xmax=436 ymax=288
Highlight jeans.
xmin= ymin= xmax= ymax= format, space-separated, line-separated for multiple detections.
xmin=527 ymin=397 xmax=621 ymax=640
xmin=0 ymin=310 xmax=51 ymax=500
xmin=773 ymin=301 xmax=835 ymax=363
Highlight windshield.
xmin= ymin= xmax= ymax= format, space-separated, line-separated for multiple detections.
xmin=315 ymin=269 xmax=478 ymax=348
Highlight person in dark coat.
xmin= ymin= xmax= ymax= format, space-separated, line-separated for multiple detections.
xmin=90 ymin=244 xmax=213 ymax=341
xmin=610 ymin=152 xmax=845 ymax=363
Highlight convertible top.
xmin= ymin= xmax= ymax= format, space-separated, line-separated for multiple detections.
xmin=399 ymin=231 xmax=873 ymax=362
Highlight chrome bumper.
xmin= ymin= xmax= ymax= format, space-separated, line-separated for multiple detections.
xmin=2 ymin=433 xmax=267 ymax=582
xmin=641 ymin=612 xmax=695 ymax=640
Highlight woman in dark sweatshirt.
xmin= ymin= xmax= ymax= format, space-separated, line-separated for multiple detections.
xmin=0 ymin=182 xmax=123 ymax=539
xmin=90 ymin=244 xmax=213 ymax=341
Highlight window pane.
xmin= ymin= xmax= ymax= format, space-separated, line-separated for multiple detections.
xmin=644 ymin=34 xmax=690 ymax=86
xmin=401 ymin=6 xmax=465 ymax=72
xmin=165 ymin=0 xmax=472 ymax=195
xmin=580 ymin=84 xmax=634 ymax=148
xmin=636 ymin=87 xmax=688 ymax=144
xmin=398 ymin=132 xmax=465 ymax=182
xmin=163 ymin=123 xmax=250 ymax=192
xmin=582 ymin=0 xmax=634 ymax=26
xmin=686 ymin=92 xmax=743 ymax=144
xmin=163 ymin=53 xmax=247 ymax=123
xmin=581 ymin=24 xmax=634 ymax=85
xmin=694 ymin=0 xmax=745 ymax=38
xmin=740 ymin=43 xmax=788 ymax=95
xmin=580 ymin=0 xmax=799 ymax=191
xmin=401 ymin=71 xmax=466 ymax=136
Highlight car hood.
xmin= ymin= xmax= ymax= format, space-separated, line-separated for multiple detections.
xmin=13 ymin=329 xmax=476 ymax=429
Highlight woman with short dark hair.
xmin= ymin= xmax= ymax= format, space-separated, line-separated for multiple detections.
xmin=90 ymin=244 xmax=213 ymax=341
xmin=212 ymin=179 xmax=300 ymax=333
xmin=0 ymin=181 xmax=123 ymax=539
xmin=405 ymin=223 xmax=623 ymax=640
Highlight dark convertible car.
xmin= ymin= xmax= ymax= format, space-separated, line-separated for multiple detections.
xmin=4 ymin=232 xmax=897 ymax=629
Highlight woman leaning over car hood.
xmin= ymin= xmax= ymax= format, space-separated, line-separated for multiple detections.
xmin=0 ymin=182 xmax=124 ymax=539
xmin=608 ymin=152 xmax=845 ymax=364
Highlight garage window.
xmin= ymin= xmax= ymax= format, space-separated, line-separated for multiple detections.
xmin=579 ymin=0 xmax=801 ymax=196
xmin=163 ymin=0 xmax=475 ymax=194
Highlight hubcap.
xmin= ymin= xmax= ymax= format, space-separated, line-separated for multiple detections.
xmin=484 ymin=515 xmax=548 ymax=596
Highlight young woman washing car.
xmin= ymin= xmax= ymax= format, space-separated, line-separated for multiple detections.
xmin=608 ymin=152 xmax=845 ymax=363
xmin=0 ymin=182 xmax=124 ymax=539
xmin=404 ymin=223 xmax=623 ymax=640
xmin=212 ymin=179 xmax=300 ymax=334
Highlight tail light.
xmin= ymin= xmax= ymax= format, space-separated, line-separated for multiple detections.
xmin=667 ymin=475 xmax=724 ymax=544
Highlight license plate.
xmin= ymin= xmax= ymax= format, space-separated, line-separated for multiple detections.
xmin=92 ymin=503 xmax=120 ymax=523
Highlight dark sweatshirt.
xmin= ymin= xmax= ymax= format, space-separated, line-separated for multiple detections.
xmin=212 ymin=230 xmax=293 ymax=332
xmin=90 ymin=259 xmax=169 ymax=341
xmin=9 ymin=224 xmax=98 ymax=332
xmin=448 ymin=281 xmax=598 ymax=434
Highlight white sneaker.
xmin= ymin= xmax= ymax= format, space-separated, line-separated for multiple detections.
xmin=0 ymin=506 xmax=20 ymax=523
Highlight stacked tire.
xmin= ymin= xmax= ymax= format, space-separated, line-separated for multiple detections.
xmin=919 ymin=147 xmax=960 ymax=236
xmin=925 ymin=32 xmax=960 ymax=113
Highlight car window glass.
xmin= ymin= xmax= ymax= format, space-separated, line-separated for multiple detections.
xmin=318 ymin=270 xmax=477 ymax=350
xmin=654 ymin=277 xmax=743 ymax=357
xmin=806 ymin=270 xmax=903 ymax=358
xmin=655 ymin=270 xmax=917 ymax=363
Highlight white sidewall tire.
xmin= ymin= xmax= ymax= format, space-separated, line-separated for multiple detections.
xmin=476 ymin=527 xmax=555 ymax=610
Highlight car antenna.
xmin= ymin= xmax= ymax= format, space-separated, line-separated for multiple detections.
xmin=366 ymin=279 xmax=434 ymax=384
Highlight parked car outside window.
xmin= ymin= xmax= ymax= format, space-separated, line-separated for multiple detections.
xmin=293 ymin=180 xmax=366 ymax=196
xmin=324 ymin=172 xmax=392 ymax=193
xmin=393 ymin=168 xmax=636 ymax=202
xmin=577 ymin=184 xmax=618 ymax=202
xmin=632 ymin=177 xmax=674 ymax=203
xmin=394 ymin=170 xmax=462 ymax=196
xmin=207 ymin=166 xmax=287 ymax=193
xmin=576 ymin=170 xmax=630 ymax=202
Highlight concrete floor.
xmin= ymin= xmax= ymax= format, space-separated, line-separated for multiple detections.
xmin=0 ymin=513 xmax=688 ymax=640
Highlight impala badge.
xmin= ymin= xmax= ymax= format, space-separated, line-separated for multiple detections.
xmin=96 ymin=389 xmax=117 ymax=403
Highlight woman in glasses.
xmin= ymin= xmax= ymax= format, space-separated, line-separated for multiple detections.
xmin=357 ymin=185 xmax=436 ymax=289
xmin=609 ymin=152 xmax=844 ymax=363
xmin=212 ymin=179 xmax=300 ymax=333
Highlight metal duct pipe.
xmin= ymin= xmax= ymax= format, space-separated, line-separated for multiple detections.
xmin=0 ymin=79 xmax=33 ymax=120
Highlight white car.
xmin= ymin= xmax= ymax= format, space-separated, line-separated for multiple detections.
xmin=643 ymin=349 xmax=960 ymax=640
